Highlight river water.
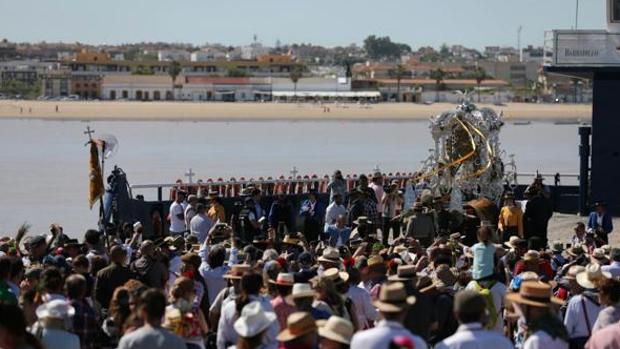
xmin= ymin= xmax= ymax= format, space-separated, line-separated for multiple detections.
xmin=0 ymin=118 xmax=583 ymax=238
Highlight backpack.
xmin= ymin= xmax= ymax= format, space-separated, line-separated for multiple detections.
xmin=472 ymin=280 xmax=498 ymax=330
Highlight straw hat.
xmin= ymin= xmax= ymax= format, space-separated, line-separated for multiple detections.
xmin=506 ymin=281 xmax=564 ymax=308
xmin=367 ymin=255 xmax=385 ymax=269
xmin=322 ymin=268 xmax=349 ymax=283
xmin=373 ymin=282 xmax=416 ymax=313
xmin=388 ymin=265 xmax=417 ymax=282
xmin=282 ymin=235 xmax=301 ymax=246
xmin=269 ymin=273 xmax=295 ymax=286
xmin=504 ymin=236 xmax=526 ymax=249
xmin=576 ymin=264 xmax=612 ymax=289
xmin=564 ymin=265 xmax=586 ymax=280
xmin=317 ymin=247 xmax=342 ymax=264
xmin=36 ymin=299 xmax=75 ymax=320
xmin=317 ymin=316 xmax=353 ymax=345
xmin=449 ymin=233 xmax=464 ymax=241
xmin=523 ymin=250 xmax=540 ymax=263
xmin=591 ymin=248 xmax=609 ymax=265
xmin=277 ymin=312 xmax=317 ymax=342
xmin=433 ymin=264 xmax=457 ymax=288
xmin=223 ymin=264 xmax=252 ymax=280
xmin=291 ymin=283 xmax=317 ymax=299
xmin=233 ymin=302 xmax=277 ymax=338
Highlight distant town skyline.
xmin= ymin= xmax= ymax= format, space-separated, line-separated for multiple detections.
xmin=1 ymin=0 xmax=606 ymax=49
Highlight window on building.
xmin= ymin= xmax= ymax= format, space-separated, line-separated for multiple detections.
xmin=75 ymin=83 xmax=81 ymax=88
xmin=122 ymin=90 xmax=128 ymax=99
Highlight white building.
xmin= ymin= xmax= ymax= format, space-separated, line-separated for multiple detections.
xmin=157 ymin=49 xmax=191 ymax=62
xmin=101 ymin=75 xmax=175 ymax=100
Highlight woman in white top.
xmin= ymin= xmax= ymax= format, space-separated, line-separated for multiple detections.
xmin=32 ymin=300 xmax=80 ymax=349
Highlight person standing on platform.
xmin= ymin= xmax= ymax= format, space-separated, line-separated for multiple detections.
xmin=587 ymin=202 xmax=613 ymax=246
xmin=299 ymin=190 xmax=325 ymax=242
xmin=498 ymin=192 xmax=524 ymax=243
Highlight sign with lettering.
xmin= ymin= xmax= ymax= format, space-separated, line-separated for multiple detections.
xmin=553 ymin=30 xmax=620 ymax=66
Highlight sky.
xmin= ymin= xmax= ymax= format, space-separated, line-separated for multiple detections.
xmin=0 ymin=0 xmax=606 ymax=49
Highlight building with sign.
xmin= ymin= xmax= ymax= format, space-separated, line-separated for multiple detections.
xmin=545 ymin=0 xmax=620 ymax=215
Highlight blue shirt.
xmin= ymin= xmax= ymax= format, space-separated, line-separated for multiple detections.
xmin=472 ymin=242 xmax=496 ymax=280
xmin=326 ymin=225 xmax=352 ymax=247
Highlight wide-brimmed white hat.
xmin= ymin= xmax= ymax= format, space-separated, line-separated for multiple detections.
xmin=35 ymin=299 xmax=75 ymax=320
xmin=234 ymin=301 xmax=277 ymax=338
xmin=576 ymin=263 xmax=612 ymax=289
xmin=317 ymin=316 xmax=353 ymax=345
xmin=291 ymin=283 xmax=317 ymax=299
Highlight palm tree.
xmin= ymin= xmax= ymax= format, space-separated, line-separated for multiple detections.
xmin=168 ymin=60 xmax=182 ymax=100
xmin=430 ymin=68 xmax=445 ymax=102
xmin=289 ymin=65 xmax=303 ymax=100
xmin=473 ymin=67 xmax=487 ymax=103
xmin=391 ymin=64 xmax=408 ymax=102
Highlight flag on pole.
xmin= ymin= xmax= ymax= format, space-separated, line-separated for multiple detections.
xmin=88 ymin=141 xmax=104 ymax=209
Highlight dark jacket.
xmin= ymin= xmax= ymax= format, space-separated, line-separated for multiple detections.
xmin=524 ymin=194 xmax=553 ymax=240
xmin=94 ymin=263 xmax=134 ymax=309
xmin=130 ymin=256 xmax=167 ymax=289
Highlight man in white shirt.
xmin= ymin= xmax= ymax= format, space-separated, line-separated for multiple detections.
xmin=602 ymin=248 xmax=620 ymax=278
xmin=324 ymin=193 xmax=347 ymax=232
xmin=169 ymin=191 xmax=187 ymax=235
xmin=346 ymin=268 xmax=378 ymax=329
xmin=435 ymin=290 xmax=513 ymax=349
xmin=351 ymin=282 xmax=427 ymax=349
xmin=368 ymin=172 xmax=385 ymax=213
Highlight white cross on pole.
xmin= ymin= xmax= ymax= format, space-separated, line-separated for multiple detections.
xmin=290 ymin=166 xmax=299 ymax=178
xmin=185 ymin=168 xmax=195 ymax=184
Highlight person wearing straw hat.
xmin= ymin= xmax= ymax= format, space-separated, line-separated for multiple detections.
xmin=506 ymin=281 xmax=568 ymax=349
xmin=350 ymin=282 xmax=427 ymax=349
xmin=217 ymin=271 xmax=279 ymax=349
xmin=589 ymin=248 xmax=609 ymax=266
xmin=405 ymin=202 xmax=436 ymax=247
xmin=290 ymin=283 xmax=331 ymax=320
xmin=277 ymin=312 xmax=319 ymax=349
xmin=33 ymin=299 xmax=80 ymax=349
xmin=231 ymin=301 xmax=277 ymax=349
xmin=435 ymin=290 xmax=513 ymax=349
xmin=564 ymin=264 xmax=610 ymax=346
xmin=317 ymin=316 xmax=353 ymax=349
xmin=550 ymin=241 xmax=567 ymax=273
xmin=269 ymin=273 xmax=296 ymax=329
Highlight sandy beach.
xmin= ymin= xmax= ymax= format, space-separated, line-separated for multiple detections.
xmin=0 ymin=100 xmax=592 ymax=122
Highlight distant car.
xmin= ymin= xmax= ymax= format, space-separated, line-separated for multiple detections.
xmin=67 ymin=95 xmax=80 ymax=100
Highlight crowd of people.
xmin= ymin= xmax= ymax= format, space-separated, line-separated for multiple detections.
xmin=0 ymin=171 xmax=618 ymax=349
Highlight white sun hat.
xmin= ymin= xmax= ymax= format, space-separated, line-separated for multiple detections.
xmin=233 ymin=301 xmax=277 ymax=338
xmin=35 ymin=299 xmax=75 ymax=320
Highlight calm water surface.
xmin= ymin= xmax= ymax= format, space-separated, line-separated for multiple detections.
xmin=0 ymin=118 xmax=582 ymax=237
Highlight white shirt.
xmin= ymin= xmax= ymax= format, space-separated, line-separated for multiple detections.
xmin=217 ymin=295 xmax=278 ymax=349
xmin=465 ymin=281 xmax=507 ymax=333
xmin=347 ymin=285 xmax=378 ymax=329
xmin=369 ymin=183 xmax=385 ymax=212
xmin=602 ymin=261 xmax=620 ymax=279
xmin=435 ymin=323 xmax=513 ymax=349
xmin=38 ymin=328 xmax=81 ymax=349
xmin=564 ymin=294 xmax=601 ymax=338
xmin=169 ymin=201 xmax=186 ymax=233
xmin=324 ymin=202 xmax=347 ymax=228
xmin=523 ymin=330 xmax=568 ymax=349
xmin=199 ymin=244 xmax=238 ymax=306
xmin=350 ymin=320 xmax=428 ymax=349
